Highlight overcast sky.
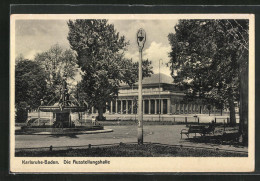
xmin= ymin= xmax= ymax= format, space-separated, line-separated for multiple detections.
xmin=15 ymin=19 xmax=178 ymax=77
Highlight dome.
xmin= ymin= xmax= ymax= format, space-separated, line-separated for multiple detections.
xmin=142 ymin=73 xmax=173 ymax=85
xmin=120 ymin=73 xmax=173 ymax=87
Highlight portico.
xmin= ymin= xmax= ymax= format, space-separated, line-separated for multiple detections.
xmin=107 ymin=98 xmax=171 ymax=115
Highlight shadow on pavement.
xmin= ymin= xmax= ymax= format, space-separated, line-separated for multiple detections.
xmin=48 ymin=134 xmax=79 ymax=138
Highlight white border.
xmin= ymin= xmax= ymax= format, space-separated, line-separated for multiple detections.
xmin=10 ymin=14 xmax=255 ymax=173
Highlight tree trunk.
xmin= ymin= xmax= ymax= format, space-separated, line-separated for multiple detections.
xmin=239 ymin=60 xmax=248 ymax=145
xmin=98 ymin=105 xmax=104 ymax=121
xmin=78 ymin=112 xmax=81 ymax=120
xmin=228 ymin=97 xmax=236 ymax=126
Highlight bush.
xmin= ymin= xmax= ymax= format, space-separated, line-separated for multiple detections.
xmin=16 ymin=107 xmax=28 ymax=123
xmin=96 ymin=115 xmax=106 ymax=121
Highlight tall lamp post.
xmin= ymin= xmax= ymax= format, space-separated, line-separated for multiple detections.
xmin=159 ymin=59 xmax=163 ymax=121
xmin=137 ymin=28 xmax=146 ymax=145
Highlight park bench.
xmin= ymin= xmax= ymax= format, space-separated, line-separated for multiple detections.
xmin=202 ymin=124 xmax=215 ymax=135
xmin=221 ymin=131 xmax=240 ymax=144
xmin=180 ymin=124 xmax=215 ymax=139
xmin=180 ymin=125 xmax=205 ymax=139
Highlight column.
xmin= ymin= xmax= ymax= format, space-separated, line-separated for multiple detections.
xmin=49 ymin=112 xmax=52 ymax=125
xmin=115 ymin=100 xmax=118 ymax=114
xmin=120 ymin=100 xmax=123 ymax=114
xmin=131 ymin=100 xmax=134 ymax=114
xmin=155 ymin=99 xmax=157 ymax=114
xmin=143 ymin=100 xmax=145 ymax=114
xmin=126 ymin=100 xmax=128 ymax=114
xmin=106 ymin=102 xmax=108 ymax=114
xmin=91 ymin=107 xmax=94 ymax=114
xmin=167 ymin=99 xmax=171 ymax=114
xmin=148 ymin=99 xmax=151 ymax=114
xmin=172 ymin=104 xmax=176 ymax=114
xmin=161 ymin=99 xmax=164 ymax=114
xmin=110 ymin=101 xmax=113 ymax=114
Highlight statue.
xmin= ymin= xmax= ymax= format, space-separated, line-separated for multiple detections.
xmin=59 ymin=77 xmax=71 ymax=110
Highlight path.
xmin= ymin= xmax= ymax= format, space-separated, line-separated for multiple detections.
xmin=15 ymin=125 xmax=247 ymax=153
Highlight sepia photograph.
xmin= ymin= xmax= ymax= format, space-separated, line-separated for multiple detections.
xmin=10 ymin=14 xmax=255 ymax=172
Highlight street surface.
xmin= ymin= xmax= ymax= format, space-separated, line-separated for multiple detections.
xmin=15 ymin=125 xmax=247 ymax=152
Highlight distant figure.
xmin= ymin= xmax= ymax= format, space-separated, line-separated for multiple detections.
xmin=26 ymin=116 xmax=31 ymax=123
xmin=208 ymin=120 xmax=215 ymax=132
xmin=117 ymin=117 xmax=120 ymax=125
xmin=92 ymin=116 xmax=96 ymax=126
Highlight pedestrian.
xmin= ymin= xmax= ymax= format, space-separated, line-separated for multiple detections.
xmin=92 ymin=116 xmax=96 ymax=126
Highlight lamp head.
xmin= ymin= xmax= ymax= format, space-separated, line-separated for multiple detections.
xmin=137 ymin=28 xmax=146 ymax=50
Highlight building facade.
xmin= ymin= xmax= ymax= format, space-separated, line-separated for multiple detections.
xmin=90 ymin=73 xmax=217 ymax=115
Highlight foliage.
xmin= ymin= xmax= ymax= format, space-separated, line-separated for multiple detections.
xmin=15 ymin=54 xmax=25 ymax=65
xmin=168 ymin=19 xmax=248 ymax=125
xmin=34 ymin=44 xmax=78 ymax=104
xmin=15 ymin=59 xmax=48 ymax=109
xmin=16 ymin=102 xmax=28 ymax=123
xmin=67 ymin=19 xmax=153 ymax=120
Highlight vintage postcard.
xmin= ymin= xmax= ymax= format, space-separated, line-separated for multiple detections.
xmin=10 ymin=14 xmax=255 ymax=173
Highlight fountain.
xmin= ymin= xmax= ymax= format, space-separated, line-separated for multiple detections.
xmin=18 ymin=78 xmax=109 ymax=135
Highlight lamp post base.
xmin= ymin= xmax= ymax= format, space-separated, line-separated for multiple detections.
xmin=137 ymin=127 xmax=143 ymax=144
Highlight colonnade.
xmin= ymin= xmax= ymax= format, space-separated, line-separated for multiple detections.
xmin=100 ymin=99 xmax=171 ymax=115
xmin=89 ymin=99 xmax=217 ymax=115
xmin=171 ymin=103 xmax=207 ymax=114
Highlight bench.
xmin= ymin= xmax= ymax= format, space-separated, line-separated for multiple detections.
xmin=221 ymin=131 xmax=240 ymax=144
xmin=180 ymin=125 xmax=205 ymax=139
xmin=202 ymin=125 xmax=215 ymax=135
xmin=180 ymin=125 xmax=215 ymax=139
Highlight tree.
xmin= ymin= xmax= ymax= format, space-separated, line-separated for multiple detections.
xmin=34 ymin=44 xmax=78 ymax=104
xmin=16 ymin=102 xmax=28 ymax=123
xmin=67 ymin=19 xmax=153 ymax=120
xmin=15 ymin=59 xmax=48 ymax=109
xmin=168 ymin=20 xmax=248 ymax=127
xmin=15 ymin=54 xmax=25 ymax=65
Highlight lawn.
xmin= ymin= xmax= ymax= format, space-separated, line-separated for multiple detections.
xmin=16 ymin=143 xmax=247 ymax=157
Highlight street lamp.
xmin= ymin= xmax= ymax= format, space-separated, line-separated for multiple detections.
xmin=159 ymin=59 xmax=163 ymax=121
xmin=137 ymin=28 xmax=146 ymax=145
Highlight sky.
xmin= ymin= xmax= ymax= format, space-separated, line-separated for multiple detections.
xmin=15 ymin=19 xmax=178 ymax=78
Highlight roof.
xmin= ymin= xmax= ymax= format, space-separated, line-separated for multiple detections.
xmin=142 ymin=73 xmax=173 ymax=85
xmin=120 ymin=73 xmax=174 ymax=87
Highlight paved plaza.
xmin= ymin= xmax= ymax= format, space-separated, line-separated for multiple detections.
xmin=15 ymin=125 xmax=247 ymax=153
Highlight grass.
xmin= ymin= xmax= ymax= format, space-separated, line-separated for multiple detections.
xmin=15 ymin=143 xmax=247 ymax=157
